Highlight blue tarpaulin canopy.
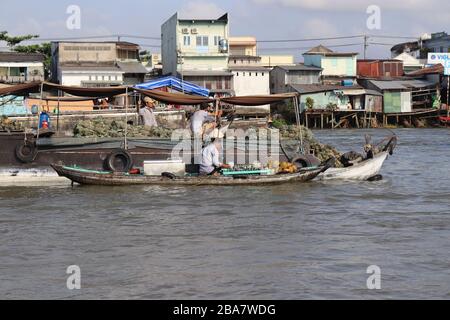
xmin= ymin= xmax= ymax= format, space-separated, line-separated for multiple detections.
xmin=134 ymin=76 xmax=210 ymax=97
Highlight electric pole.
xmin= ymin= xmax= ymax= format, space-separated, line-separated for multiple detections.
xmin=364 ymin=35 xmax=369 ymax=59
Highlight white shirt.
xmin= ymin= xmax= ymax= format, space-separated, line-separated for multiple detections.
xmin=200 ymin=143 xmax=222 ymax=175
xmin=190 ymin=110 xmax=215 ymax=135
xmin=139 ymin=107 xmax=158 ymax=127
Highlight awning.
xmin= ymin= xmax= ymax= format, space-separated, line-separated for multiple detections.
xmin=134 ymin=88 xmax=213 ymax=105
xmin=43 ymin=82 xmax=129 ymax=97
xmin=0 ymin=82 xmax=41 ymax=97
xmin=220 ymin=93 xmax=298 ymax=106
xmin=341 ymin=89 xmax=367 ymax=96
xmin=135 ymin=76 xmax=210 ymax=97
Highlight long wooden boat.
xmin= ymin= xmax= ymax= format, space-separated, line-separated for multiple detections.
xmin=51 ymin=164 xmax=328 ymax=186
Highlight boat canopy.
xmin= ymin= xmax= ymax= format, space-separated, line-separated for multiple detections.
xmin=135 ymin=88 xmax=213 ymax=105
xmin=0 ymin=82 xmax=41 ymax=97
xmin=134 ymin=76 xmax=210 ymax=97
xmin=220 ymin=93 xmax=298 ymax=106
xmin=43 ymin=82 xmax=129 ymax=97
xmin=1 ymin=81 xmax=298 ymax=106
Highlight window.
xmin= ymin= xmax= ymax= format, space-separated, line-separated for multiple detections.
xmin=236 ymin=72 xmax=239 ymax=76
xmin=243 ymin=72 xmax=246 ymax=76
xmin=183 ymin=36 xmax=191 ymax=46
xmin=214 ymin=36 xmax=222 ymax=46
xmin=216 ymin=79 xmax=223 ymax=90
xmin=249 ymin=72 xmax=252 ymax=77
xmin=196 ymin=36 xmax=209 ymax=46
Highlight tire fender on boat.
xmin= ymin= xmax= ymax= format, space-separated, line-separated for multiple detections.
xmin=105 ymin=149 xmax=133 ymax=173
xmin=15 ymin=141 xmax=37 ymax=163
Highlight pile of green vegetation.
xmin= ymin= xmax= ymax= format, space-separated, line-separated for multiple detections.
xmin=73 ymin=117 xmax=174 ymax=138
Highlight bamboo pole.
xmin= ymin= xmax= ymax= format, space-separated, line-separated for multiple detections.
xmin=36 ymin=82 xmax=44 ymax=141
xmin=124 ymin=88 xmax=129 ymax=150
xmin=56 ymin=90 xmax=61 ymax=132
xmin=447 ymin=75 xmax=450 ymax=118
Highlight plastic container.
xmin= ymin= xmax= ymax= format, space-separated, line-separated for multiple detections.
xmin=143 ymin=160 xmax=185 ymax=177
xmin=39 ymin=112 xmax=51 ymax=129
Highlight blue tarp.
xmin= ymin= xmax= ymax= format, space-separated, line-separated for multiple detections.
xmin=0 ymin=96 xmax=29 ymax=116
xmin=134 ymin=76 xmax=210 ymax=97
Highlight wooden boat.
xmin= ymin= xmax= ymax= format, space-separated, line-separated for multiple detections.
xmin=316 ymin=152 xmax=389 ymax=181
xmin=51 ymin=164 xmax=329 ymax=186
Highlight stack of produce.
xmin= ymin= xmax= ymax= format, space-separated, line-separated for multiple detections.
xmin=278 ymin=161 xmax=298 ymax=174
xmin=73 ymin=117 xmax=174 ymax=138
xmin=0 ymin=115 xmax=23 ymax=132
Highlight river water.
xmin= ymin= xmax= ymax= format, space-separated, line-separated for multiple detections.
xmin=0 ymin=128 xmax=449 ymax=300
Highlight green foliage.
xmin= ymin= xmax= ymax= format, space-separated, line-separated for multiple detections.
xmin=326 ymin=102 xmax=338 ymax=111
xmin=271 ymin=118 xmax=287 ymax=129
xmin=14 ymin=43 xmax=51 ymax=79
xmin=0 ymin=31 xmax=39 ymax=48
xmin=305 ymin=97 xmax=315 ymax=110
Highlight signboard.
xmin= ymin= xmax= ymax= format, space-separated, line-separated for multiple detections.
xmin=445 ymin=61 xmax=450 ymax=76
xmin=428 ymin=52 xmax=450 ymax=65
xmin=427 ymin=53 xmax=450 ymax=75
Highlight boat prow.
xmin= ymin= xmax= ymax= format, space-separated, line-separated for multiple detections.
xmin=316 ymin=152 xmax=389 ymax=181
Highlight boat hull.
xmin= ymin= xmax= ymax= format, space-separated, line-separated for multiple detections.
xmin=51 ymin=164 xmax=325 ymax=186
xmin=316 ymin=152 xmax=388 ymax=181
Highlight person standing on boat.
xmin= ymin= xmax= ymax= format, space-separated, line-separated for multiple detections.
xmin=190 ymin=103 xmax=217 ymax=137
xmin=139 ymin=97 xmax=158 ymax=128
xmin=199 ymin=130 xmax=231 ymax=176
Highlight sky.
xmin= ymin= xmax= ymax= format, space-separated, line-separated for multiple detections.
xmin=1 ymin=0 xmax=449 ymax=61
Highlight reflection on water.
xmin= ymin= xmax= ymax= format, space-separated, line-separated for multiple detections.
xmin=0 ymin=129 xmax=449 ymax=299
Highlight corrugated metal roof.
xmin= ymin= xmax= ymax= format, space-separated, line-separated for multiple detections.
xmin=0 ymin=52 xmax=45 ymax=63
xmin=117 ymin=61 xmax=148 ymax=74
xmin=368 ymin=79 xmax=438 ymax=90
xmin=181 ymin=71 xmax=233 ymax=77
xmin=276 ymin=64 xmax=323 ymax=72
xmin=289 ymin=84 xmax=363 ymax=94
xmin=229 ymin=66 xmax=269 ymax=72
xmin=60 ymin=65 xmax=122 ymax=72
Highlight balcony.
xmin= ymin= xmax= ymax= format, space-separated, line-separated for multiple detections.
xmin=0 ymin=75 xmax=44 ymax=84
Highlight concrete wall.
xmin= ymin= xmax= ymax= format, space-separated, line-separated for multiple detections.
xmin=304 ymin=55 xmax=357 ymax=77
xmin=270 ymin=67 xmax=321 ymax=94
xmin=321 ymin=56 xmax=357 ymax=77
xmin=299 ymin=92 xmax=350 ymax=112
xmin=232 ymin=69 xmax=270 ymax=114
xmin=260 ymin=55 xmax=294 ymax=68
xmin=286 ymin=71 xmax=321 ymax=85
xmin=57 ymin=42 xmax=116 ymax=64
xmin=161 ymin=13 xmax=179 ymax=75
xmin=59 ymin=71 xmax=123 ymax=86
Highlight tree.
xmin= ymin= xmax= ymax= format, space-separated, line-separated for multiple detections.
xmin=0 ymin=31 xmax=39 ymax=48
xmin=306 ymin=97 xmax=315 ymax=110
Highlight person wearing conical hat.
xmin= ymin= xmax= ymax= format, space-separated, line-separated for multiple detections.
xmin=139 ymin=97 xmax=158 ymax=128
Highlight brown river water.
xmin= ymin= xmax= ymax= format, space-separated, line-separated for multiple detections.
xmin=0 ymin=128 xmax=449 ymax=299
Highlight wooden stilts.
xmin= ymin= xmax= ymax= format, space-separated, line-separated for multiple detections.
xmin=321 ymin=113 xmax=324 ymax=129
